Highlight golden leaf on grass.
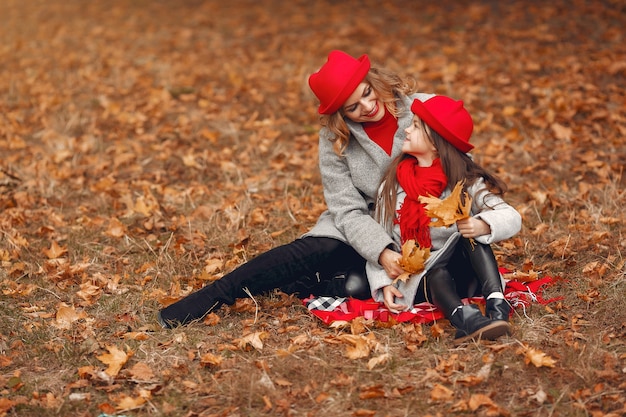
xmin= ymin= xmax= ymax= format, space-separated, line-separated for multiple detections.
xmin=419 ymin=180 xmax=471 ymax=227
xmin=456 ymin=374 xmax=485 ymax=386
xmin=200 ymin=352 xmax=223 ymax=367
xmin=202 ymin=312 xmax=221 ymax=326
xmin=359 ymin=385 xmax=386 ymax=400
xmin=402 ymin=323 xmax=428 ymax=351
xmin=396 ymin=239 xmax=430 ymax=282
xmin=329 ymin=320 xmax=351 ymax=331
xmin=0 ymin=355 xmax=12 ymax=367
xmin=367 ymin=353 xmax=391 ymax=370
xmin=468 ymin=393 xmax=498 ymax=411
xmin=42 ymin=241 xmax=68 ymax=259
xmin=338 ymin=333 xmax=377 ymax=360
xmin=0 ymin=398 xmax=18 ymax=414
xmin=128 ymin=362 xmax=156 ymax=382
xmin=353 ymin=409 xmax=377 ymax=417
xmin=122 ymin=331 xmax=149 ymax=341
xmin=105 ymin=217 xmax=127 ymax=238
xmin=76 ymin=282 xmax=102 ymax=304
xmin=54 ymin=304 xmax=88 ymax=330
xmin=502 ymin=270 xmax=539 ymax=283
xmin=115 ymin=390 xmax=150 ymax=412
xmin=430 ymin=322 xmax=445 ymax=339
xmin=517 ymin=344 xmax=557 ymax=368
xmin=97 ymin=345 xmax=132 ymax=376
xmin=235 ymin=331 xmax=269 ymax=351
xmin=350 ymin=316 xmax=368 ymax=335
xmin=430 ymin=383 xmax=454 ymax=402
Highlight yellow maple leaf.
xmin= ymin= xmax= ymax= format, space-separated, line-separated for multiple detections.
xmin=105 ymin=217 xmax=127 ymax=238
xmin=419 ymin=180 xmax=472 ymax=227
xmin=367 ymin=353 xmax=391 ymax=370
xmin=42 ymin=241 xmax=68 ymax=260
xmin=395 ymin=239 xmax=430 ymax=283
xmin=430 ymin=383 xmax=454 ymax=402
xmin=517 ymin=344 xmax=557 ymax=368
xmin=199 ymin=352 xmax=223 ymax=368
xmin=338 ymin=333 xmax=377 ymax=360
xmin=128 ymin=362 xmax=156 ymax=382
xmin=54 ymin=304 xmax=88 ymax=330
xmin=235 ymin=331 xmax=269 ymax=351
xmin=115 ymin=391 xmax=150 ymax=412
xmin=97 ymin=345 xmax=132 ymax=376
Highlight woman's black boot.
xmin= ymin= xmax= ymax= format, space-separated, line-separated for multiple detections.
xmin=450 ymin=304 xmax=510 ymax=345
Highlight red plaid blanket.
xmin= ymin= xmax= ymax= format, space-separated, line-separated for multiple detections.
xmin=303 ymin=274 xmax=559 ymax=325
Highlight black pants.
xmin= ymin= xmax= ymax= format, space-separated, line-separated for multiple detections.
xmin=159 ymin=237 xmax=369 ymax=326
xmin=414 ymin=238 xmax=503 ymax=317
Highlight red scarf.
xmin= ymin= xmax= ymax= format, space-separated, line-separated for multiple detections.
xmin=395 ymin=157 xmax=448 ymax=247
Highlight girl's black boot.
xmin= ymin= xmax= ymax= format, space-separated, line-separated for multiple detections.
xmin=450 ymin=304 xmax=510 ymax=345
xmin=486 ymin=298 xmax=511 ymax=321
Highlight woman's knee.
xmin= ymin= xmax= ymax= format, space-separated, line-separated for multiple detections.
xmin=344 ymin=268 xmax=371 ymax=299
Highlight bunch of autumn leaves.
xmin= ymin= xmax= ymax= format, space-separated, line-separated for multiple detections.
xmin=396 ymin=181 xmax=471 ymax=283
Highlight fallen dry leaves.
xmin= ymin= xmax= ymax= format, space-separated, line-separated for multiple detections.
xmin=0 ymin=0 xmax=625 ymax=416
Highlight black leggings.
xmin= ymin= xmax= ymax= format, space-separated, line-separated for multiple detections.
xmin=159 ymin=237 xmax=369 ymax=325
xmin=414 ymin=238 xmax=503 ymax=317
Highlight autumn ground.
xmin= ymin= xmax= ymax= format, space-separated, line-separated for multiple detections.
xmin=1 ymin=0 xmax=625 ymax=416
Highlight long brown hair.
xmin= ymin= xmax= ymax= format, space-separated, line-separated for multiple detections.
xmin=376 ymin=120 xmax=508 ymax=233
xmin=319 ymin=67 xmax=417 ymax=156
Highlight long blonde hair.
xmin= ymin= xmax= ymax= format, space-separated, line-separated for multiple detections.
xmin=376 ymin=120 xmax=508 ymax=233
xmin=319 ymin=67 xmax=417 ymax=156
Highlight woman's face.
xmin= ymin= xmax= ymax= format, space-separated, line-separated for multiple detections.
xmin=341 ymin=82 xmax=385 ymax=123
xmin=402 ymin=116 xmax=437 ymax=163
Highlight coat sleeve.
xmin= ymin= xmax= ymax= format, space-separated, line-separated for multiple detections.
xmin=317 ymin=132 xmax=395 ymax=265
xmin=469 ymin=179 xmax=522 ymax=245
xmin=366 ymin=261 xmax=393 ymax=302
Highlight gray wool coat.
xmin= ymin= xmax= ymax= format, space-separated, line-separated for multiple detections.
xmin=302 ymin=93 xmax=434 ymax=265
xmin=366 ymin=178 xmax=522 ymax=312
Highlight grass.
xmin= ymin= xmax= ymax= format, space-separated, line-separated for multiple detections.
xmin=1 ymin=0 xmax=625 ymax=416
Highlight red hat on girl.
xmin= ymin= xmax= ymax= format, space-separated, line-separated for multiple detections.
xmin=308 ymin=50 xmax=371 ymax=115
xmin=410 ymin=96 xmax=474 ymax=153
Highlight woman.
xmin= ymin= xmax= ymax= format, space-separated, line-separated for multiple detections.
xmin=158 ymin=50 xmax=430 ymax=328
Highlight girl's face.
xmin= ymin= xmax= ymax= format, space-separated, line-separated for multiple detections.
xmin=341 ymin=82 xmax=385 ymax=123
xmin=403 ymin=116 xmax=437 ymax=165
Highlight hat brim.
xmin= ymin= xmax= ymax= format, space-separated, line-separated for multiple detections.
xmin=410 ymin=99 xmax=474 ymax=153
xmin=318 ymin=54 xmax=371 ymax=115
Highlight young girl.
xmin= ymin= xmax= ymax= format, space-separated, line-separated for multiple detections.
xmin=366 ymin=95 xmax=522 ymax=345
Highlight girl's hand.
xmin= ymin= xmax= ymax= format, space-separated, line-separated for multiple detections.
xmin=382 ymin=285 xmax=407 ymax=312
xmin=378 ymin=248 xmax=405 ymax=279
xmin=456 ymin=217 xmax=490 ymax=238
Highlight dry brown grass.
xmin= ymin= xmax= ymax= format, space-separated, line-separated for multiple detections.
xmin=1 ymin=1 xmax=625 ymax=416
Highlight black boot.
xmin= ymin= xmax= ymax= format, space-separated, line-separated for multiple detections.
xmin=158 ymin=286 xmax=224 ymax=329
xmin=486 ymin=298 xmax=511 ymax=321
xmin=449 ymin=304 xmax=510 ymax=345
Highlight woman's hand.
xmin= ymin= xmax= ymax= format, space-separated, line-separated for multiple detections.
xmin=378 ymin=248 xmax=405 ymax=279
xmin=382 ymin=285 xmax=407 ymax=312
xmin=456 ymin=217 xmax=490 ymax=238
